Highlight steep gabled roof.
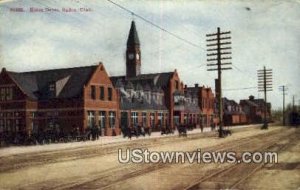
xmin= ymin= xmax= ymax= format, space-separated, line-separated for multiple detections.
xmin=127 ymin=21 xmax=140 ymax=46
xmin=7 ymin=65 xmax=97 ymax=100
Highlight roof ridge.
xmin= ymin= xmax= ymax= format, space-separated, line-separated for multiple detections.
xmin=9 ymin=64 xmax=98 ymax=74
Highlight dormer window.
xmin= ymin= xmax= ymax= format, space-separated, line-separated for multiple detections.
xmin=48 ymin=82 xmax=56 ymax=98
xmin=49 ymin=83 xmax=55 ymax=91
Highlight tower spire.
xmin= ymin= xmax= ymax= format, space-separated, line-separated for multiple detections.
xmin=127 ymin=20 xmax=140 ymax=47
xmin=126 ymin=20 xmax=141 ymax=78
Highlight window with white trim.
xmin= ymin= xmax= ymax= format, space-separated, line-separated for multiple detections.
xmin=131 ymin=112 xmax=138 ymax=126
xmin=98 ymin=111 xmax=106 ymax=129
xmin=109 ymin=111 xmax=116 ymax=128
xmin=150 ymin=113 xmax=155 ymax=127
xmin=87 ymin=111 xmax=95 ymax=128
xmin=158 ymin=112 xmax=163 ymax=126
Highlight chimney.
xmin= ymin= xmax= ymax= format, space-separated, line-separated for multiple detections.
xmin=195 ymin=83 xmax=199 ymax=88
xmin=249 ymin=95 xmax=254 ymax=101
xmin=184 ymin=84 xmax=187 ymax=89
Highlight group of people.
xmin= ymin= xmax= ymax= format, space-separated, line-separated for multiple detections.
xmin=1 ymin=121 xmax=220 ymax=146
xmin=86 ymin=125 xmax=103 ymax=141
xmin=121 ymin=124 xmax=152 ymax=139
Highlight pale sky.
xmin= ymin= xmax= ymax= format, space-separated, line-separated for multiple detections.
xmin=0 ymin=0 xmax=299 ymax=109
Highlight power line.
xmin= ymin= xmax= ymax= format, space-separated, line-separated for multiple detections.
xmin=212 ymin=86 xmax=257 ymax=91
xmin=107 ymin=0 xmax=205 ymax=50
xmin=223 ymin=87 xmax=257 ymax=91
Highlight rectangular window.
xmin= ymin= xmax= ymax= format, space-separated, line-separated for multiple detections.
xmin=5 ymin=88 xmax=9 ymax=100
xmin=173 ymin=115 xmax=180 ymax=126
xmin=0 ymin=88 xmax=5 ymax=100
xmin=175 ymin=81 xmax=179 ymax=90
xmin=109 ymin=111 xmax=116 ymax=128
xmin=100 ymin=86 xmax=104 ymax=100
xmin=131 ymin=112 xmax=138 ymax=127
xmin=108 ymin=87 xmax=112 ymax=101
xmin=142 ymin=112 xmax=147 ymax=127
xmin=98 ymin=111 xmax=106 ymax=129
xmin=158 ymin=112 xmax=163 ymax=126
xmin=87 ymin=111 xmax=95 ymax=128
xmin=0 ymin=87 xmax=13 ymax=100
xmin=184 ymin=114 xmax=188 ymax=124
xmin=15 ymin=119 xmax=20 ymax=132
xmin=0 ymin=119 xmax=4 ymax=133
xmin=49 ymin=83 xmax=55 ymax=91
xmin=150 ymin=113 xmax=155 ymax=128
xmin=32 ymin=112 xmax=37 ymax=118
xmin=91 ymin=86 xmax=96 ymax=99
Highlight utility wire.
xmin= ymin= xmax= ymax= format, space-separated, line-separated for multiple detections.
xmin=107 ymin=0 xmax=205 ymax=50
xmin=223 ymin=86 xmax=257 ymax=91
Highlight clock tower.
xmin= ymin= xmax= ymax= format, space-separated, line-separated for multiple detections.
xmin=126 ymin=21 xmax=141 ymax=78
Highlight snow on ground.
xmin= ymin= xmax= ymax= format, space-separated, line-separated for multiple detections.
xmin=0 ymin=124 xmax=260 ymax=157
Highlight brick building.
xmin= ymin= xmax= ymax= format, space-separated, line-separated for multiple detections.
xmin=111 ymin=21 xmax=190 ymax=130
xmin=0 ymin=20 xmax=218 ymax=141
xmin=0 ymin=63 xmax=120 ymax=138
xmin=222 ymin=97 xmax=247 ymax=126
xmin=186 ymin=85 xmax=216 ymax=128
xmin=240 ymin=95 xmax=271 ymax=124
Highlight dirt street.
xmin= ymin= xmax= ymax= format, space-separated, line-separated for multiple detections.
xmin=0 ymin=125 xmax=299 ymax=190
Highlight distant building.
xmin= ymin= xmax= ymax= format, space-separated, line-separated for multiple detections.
xmin=222 ymin=97 xmax=247 ymax=126
xmin=186 ymin=85 xmax=216 ymax=128
xmin=240 ymin=95 xmax=271 ymax=123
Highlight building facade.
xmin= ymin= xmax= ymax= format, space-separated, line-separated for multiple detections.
xmin=185 ymin=84 xmax=216 ymax=128
xmin=0 ymin=20 xmax=220 ymax=142
xmin=240 ymin=95 xmax=271 ymax=124
xmin=0 ymin=64 xmax=120 ymax=139
xmin=111 ymin=21 xmax=219 ymax=130
xmin=223 ymin=97 xmax=247 ymax=126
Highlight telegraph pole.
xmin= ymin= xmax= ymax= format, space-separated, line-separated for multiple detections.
xmin=292 ymin=95 xmax=295 ymax=111
xmin=279 ymin=85 xmax=287 ymax=126
xmin=257 ymin=66 xmax=272 ymax=129
xmin=206 ymin=27 xmax=232 ymax=138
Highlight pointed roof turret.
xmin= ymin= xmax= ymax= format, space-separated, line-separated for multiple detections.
xmin=127 ymin=21 xmax=140 ymax=46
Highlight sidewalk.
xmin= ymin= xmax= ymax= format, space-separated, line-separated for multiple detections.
xmin=0 ymin=124 xmax=259 ymax=157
